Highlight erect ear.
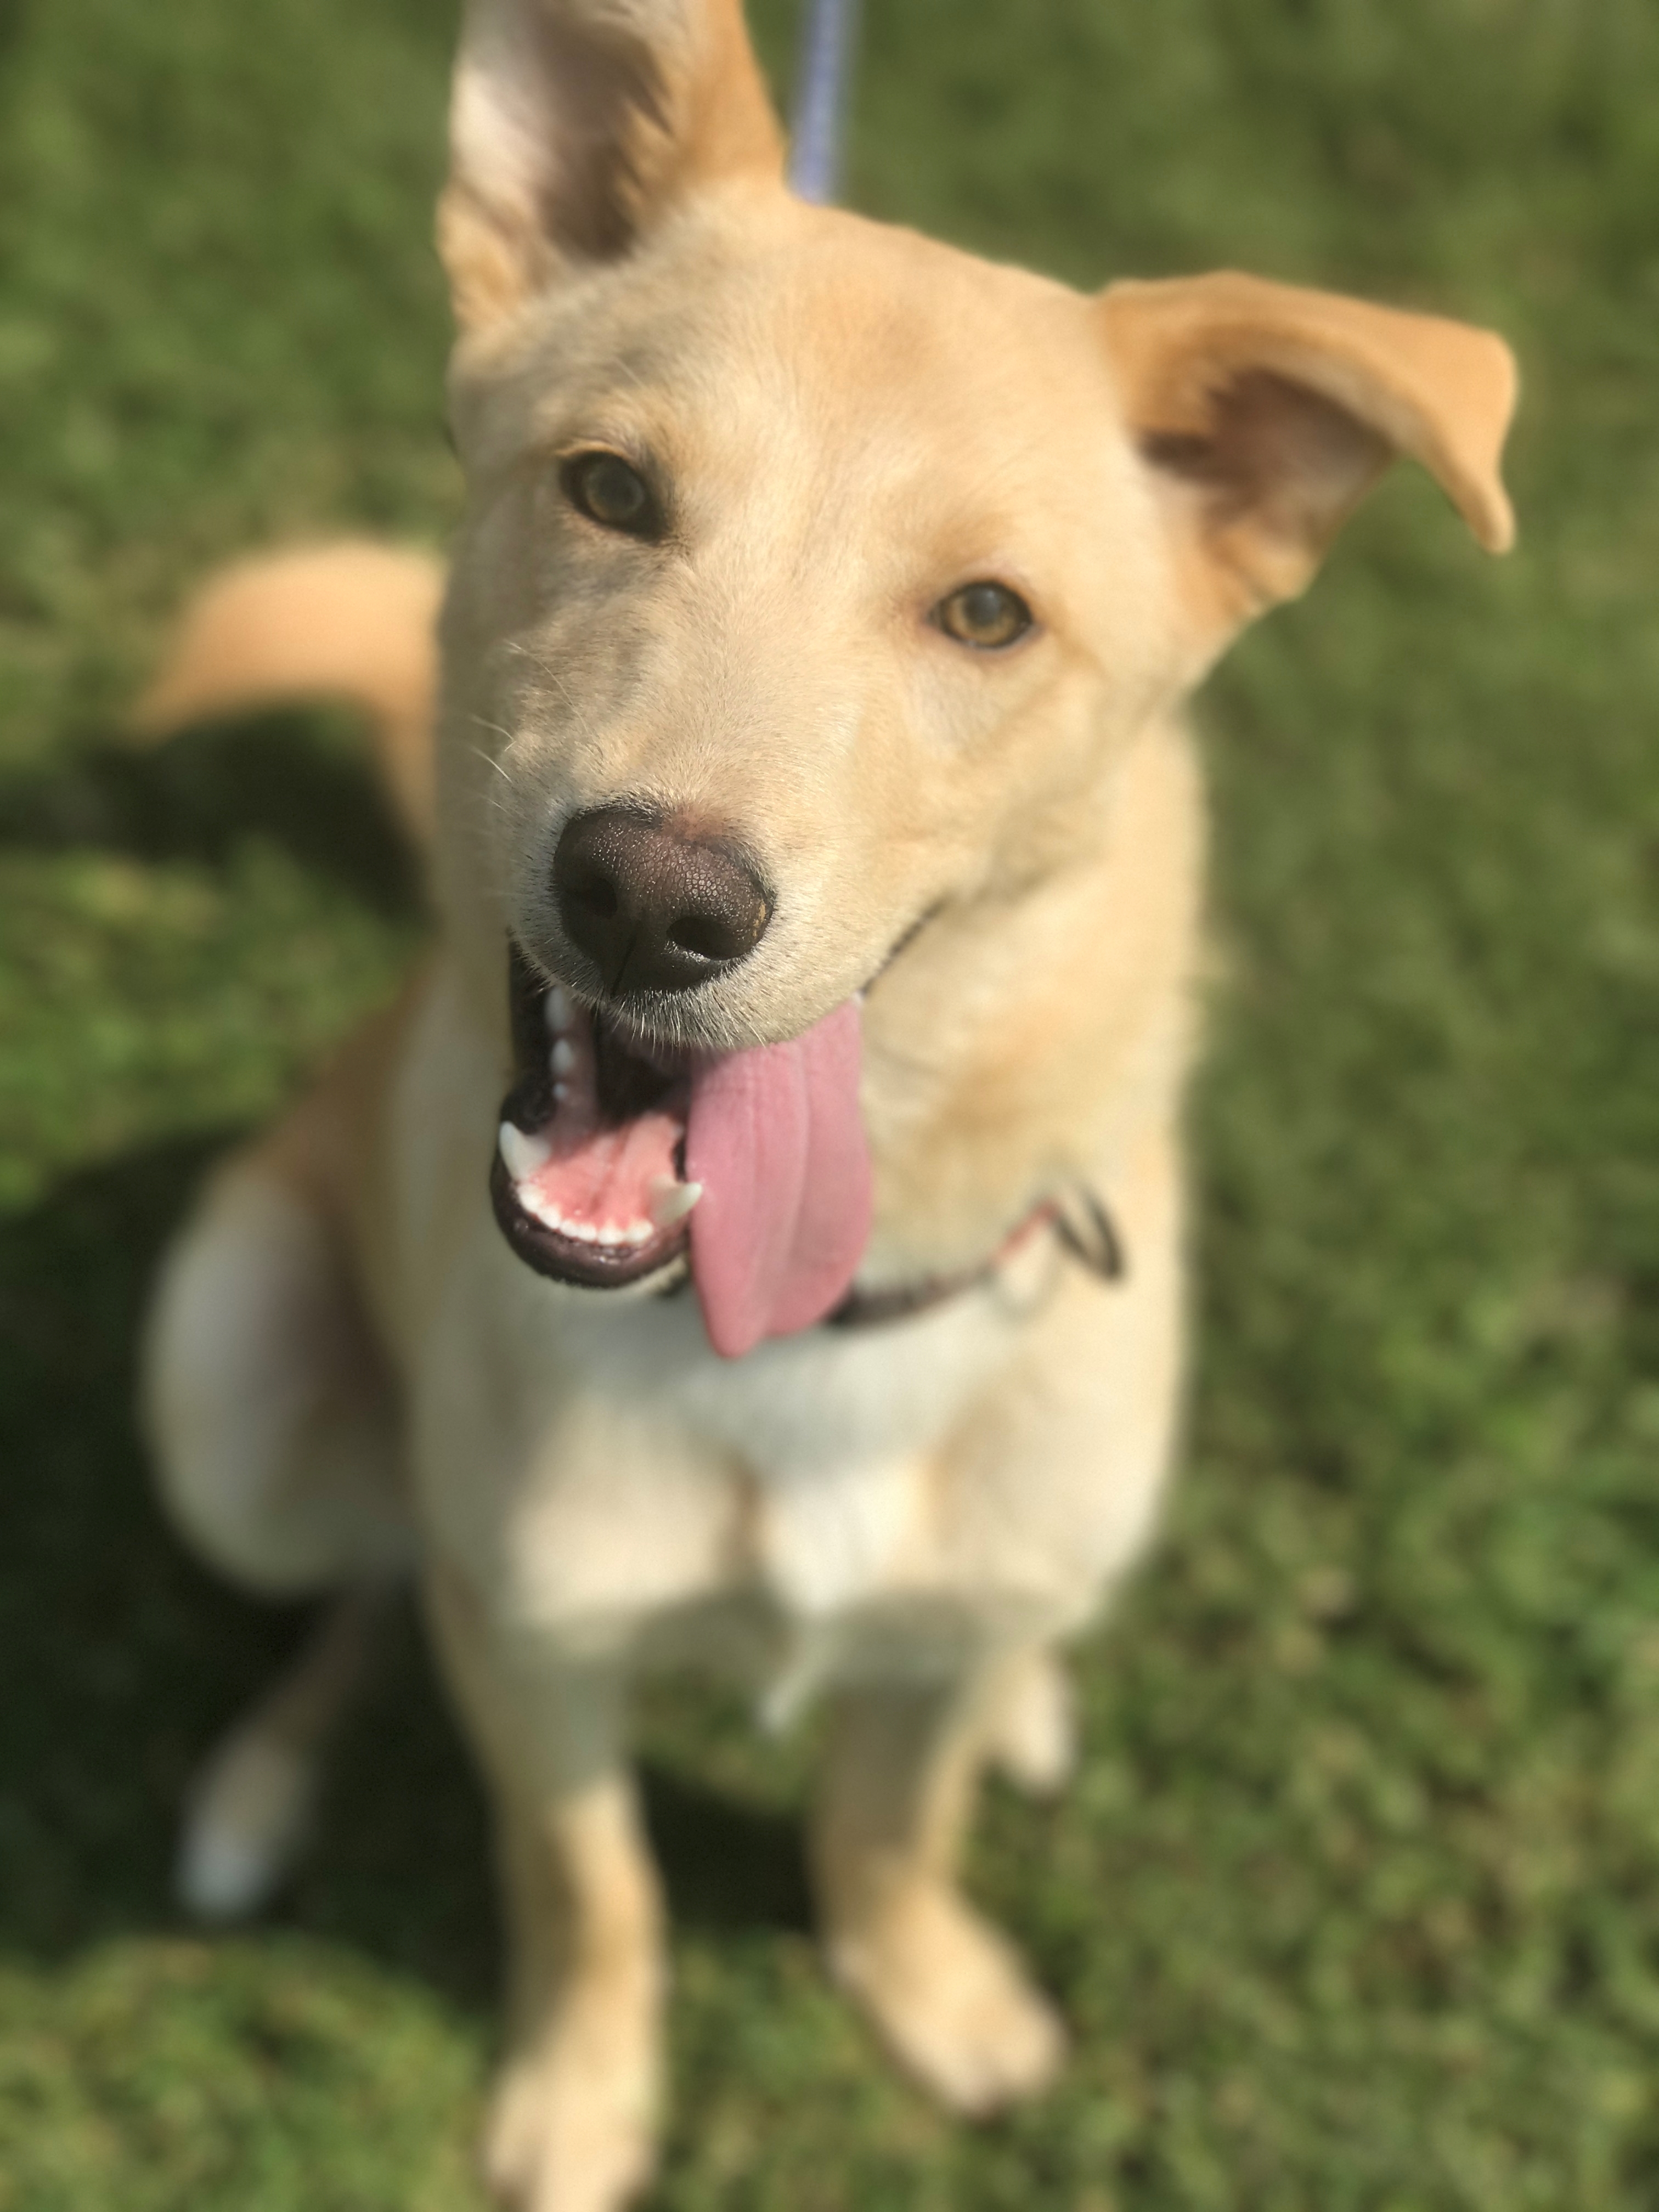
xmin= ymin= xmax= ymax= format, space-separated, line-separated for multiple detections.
xmin=438 ymin=0 xmax=785 ymax=334
xmin=1097 ymin=271 xmax=1517 ymax=636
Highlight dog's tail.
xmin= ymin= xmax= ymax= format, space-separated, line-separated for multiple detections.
xmin=133 ymin=541 xmax=445 ymax=851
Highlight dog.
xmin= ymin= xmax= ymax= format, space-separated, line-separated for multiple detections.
xmin=137 ymin=3 xmax=1517 ymax=2204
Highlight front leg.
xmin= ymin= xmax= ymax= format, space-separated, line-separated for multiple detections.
xmin=811 ymin=1662 xmax=1067 ymax=2114
xmin=426 ymin=1565 xmax=663 ymax=2212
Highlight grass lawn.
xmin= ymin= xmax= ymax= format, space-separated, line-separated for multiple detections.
xmin=3 ymin=0 xmax=1659 ymax=2204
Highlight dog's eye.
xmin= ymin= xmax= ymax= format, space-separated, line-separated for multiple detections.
xmin=933 ymin=582 xmax=1033 ymax=651
xmin=563 ymin=451 xmax=661 ymax=538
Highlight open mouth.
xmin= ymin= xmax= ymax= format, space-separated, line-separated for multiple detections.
xmin=490 ymin=942 xmax=700 ymax=1294
xmin=490 ymin=939 xmax=876 ymax=1357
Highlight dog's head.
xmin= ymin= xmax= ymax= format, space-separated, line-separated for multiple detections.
xmin=435 ymin=0 xmax=1516 ymax=1352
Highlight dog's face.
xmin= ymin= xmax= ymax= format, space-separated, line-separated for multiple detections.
xmin=444 ymin=196 xmax=1194 ymax=1051
xmin=436 ymin=1 xmax=1513 ymax=1063
xmin=433 ymin=0 xmax=1515 ymax=1337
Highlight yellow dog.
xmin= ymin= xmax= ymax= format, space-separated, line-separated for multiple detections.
xmin=139 ymin=3 xmax=1516 ymax=2203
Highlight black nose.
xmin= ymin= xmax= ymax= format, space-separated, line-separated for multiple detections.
xmin=552 ymin=806 xmax=773 ymax=996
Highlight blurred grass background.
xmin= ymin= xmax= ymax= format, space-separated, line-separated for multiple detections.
xmin=2 ymin=0 xmax=1658 ymax=2204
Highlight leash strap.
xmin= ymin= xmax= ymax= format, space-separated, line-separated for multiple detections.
xmin=788 ymin=0 xmax=861 ymax=204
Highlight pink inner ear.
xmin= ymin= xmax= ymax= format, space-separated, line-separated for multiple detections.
xmin=439 ymin=0 xmax=787 ymax=333
xmin=1102 ymin=275 xmax=1517 ymax=599
xmin=685 ymin=998 xmax=872 ymax=1359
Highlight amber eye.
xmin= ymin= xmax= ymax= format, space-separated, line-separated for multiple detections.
xmin=933 ymin=580 xmax=1034 ymax=651
xmin=562 ymin=450 xmax=661 ymax=537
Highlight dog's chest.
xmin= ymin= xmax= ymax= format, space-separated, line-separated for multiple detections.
xmin=425 ymin=1223 xmax=1066 ymax=1673
xmin=577 ymin=1276 xmax=1015 ymax=1606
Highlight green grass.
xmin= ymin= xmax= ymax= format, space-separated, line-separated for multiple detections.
xmin=3 ymin=0 xmax=1658 ymax=2204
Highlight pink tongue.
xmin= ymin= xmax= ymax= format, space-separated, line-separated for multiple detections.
xmin=685 ymin=998 xmax=872 ymax=1359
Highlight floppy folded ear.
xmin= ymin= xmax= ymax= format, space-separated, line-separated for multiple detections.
xmin=439 ymin=0 xmax=785 ymax=333
xmin=1098 ymin=272 xmax=1517 ymax=634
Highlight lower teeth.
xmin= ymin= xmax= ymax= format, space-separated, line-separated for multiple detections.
xmin=514 ymin=1182 xmax=658 ymax=1250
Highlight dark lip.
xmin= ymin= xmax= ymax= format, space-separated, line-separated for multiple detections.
xmin=871 ymin=902 xmax=939 ymax=989
xmin=488 ymin=1142 xmax=689 ymax=1290
xmin=494 ymin=942 xmax=691 ymax=1294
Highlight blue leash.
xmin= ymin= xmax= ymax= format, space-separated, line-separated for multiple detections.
xmin=787 ymin=0 xmax=861 ymax=204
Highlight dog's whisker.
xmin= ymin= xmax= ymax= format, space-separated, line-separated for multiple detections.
xmin=534 ymin=665 xmax=606 ymax=753
xmin=463 ymin=746 xmax=517 ymax=791
xmin=467 ymin=716 xmax=520 ymax=760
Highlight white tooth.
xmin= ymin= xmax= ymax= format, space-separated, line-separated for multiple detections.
xmin=550 ymin=1038 xmax=577 ymax=1077
xmin=648 ymin=1177 xmax=702 ymax=1228
xmin=544 ymin=986 xmax=572 ymax=1034
xmin=596 ymin=1226 xmax=623 ymax=1247
xmin=499 ymin=1122 xmax=551 ymax=1181
xmin=567 ymin=1221 xmax=599 ymax=1243
xmin=623 ymin=1221 xmax=654 ymax=1245
xmin=553 ymin=1081 xmax=569 ymax=1102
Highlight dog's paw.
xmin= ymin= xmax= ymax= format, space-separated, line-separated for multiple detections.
xmin=829 ymin=1883 xmax=1066 ymax=2115
xmin=986 ymin=1650 xmax=1076 ymax=1797
xmin=176 ymin=1727 xmax=316 ymax=1922
xmin=483 ymin=2004 xmax=658 ymax=2212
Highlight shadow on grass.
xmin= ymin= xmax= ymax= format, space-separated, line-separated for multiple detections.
xmin=0 ymin=1132 xmax=812 ymax=2019
xmin=0 ymin=710 xmax=424 ymax=917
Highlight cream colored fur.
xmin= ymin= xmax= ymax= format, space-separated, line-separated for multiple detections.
xmin=139 ymin=4 xmax=1517 ymax=2204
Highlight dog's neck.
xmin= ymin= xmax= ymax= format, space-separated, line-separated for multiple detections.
xmin=853 ymin=712 xmax=1201 ymax=1284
